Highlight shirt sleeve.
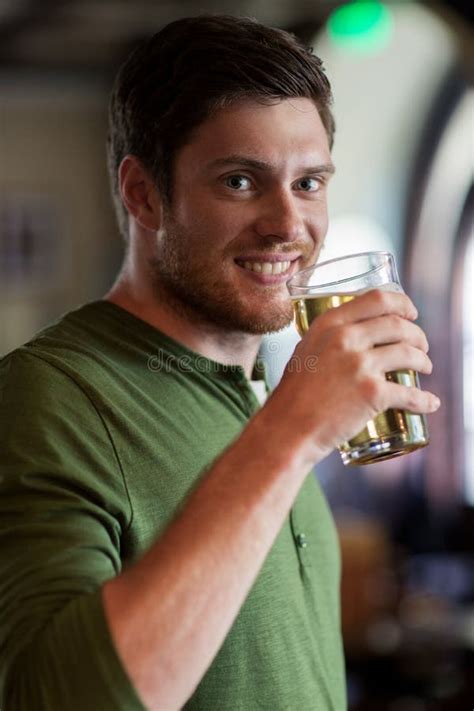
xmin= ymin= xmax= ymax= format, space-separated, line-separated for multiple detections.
xmin=0 ymin=351 xmax=147 ymax=711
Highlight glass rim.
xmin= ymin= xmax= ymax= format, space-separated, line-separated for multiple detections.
xmin=287 ymin=250 xmax=395 ymax=293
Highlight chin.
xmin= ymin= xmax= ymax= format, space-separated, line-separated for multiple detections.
xmin=235 ymin=306 xmax=294 ymax=335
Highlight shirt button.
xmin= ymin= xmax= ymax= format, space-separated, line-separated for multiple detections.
xmin=296 ymin=533 xmax=307 ymax=548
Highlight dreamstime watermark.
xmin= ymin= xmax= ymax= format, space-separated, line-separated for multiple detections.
xmin=148 ymin=351 xmax=215 ymax=374
xmin=147 ymin=345 xmax=318 ymax=375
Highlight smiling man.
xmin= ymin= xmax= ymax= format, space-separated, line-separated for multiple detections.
xmin=109 ymin=96 xmax=334 ymax=367
xmin=0 ymin=15 xmax=439 ymax=711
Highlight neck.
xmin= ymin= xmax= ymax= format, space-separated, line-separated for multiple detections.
xmin=104 ymin=249 xmax=262 ymax=379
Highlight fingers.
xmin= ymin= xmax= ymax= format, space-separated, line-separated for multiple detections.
xmin=313 ymin=288 xmax=418 ymax=331
xmin=368 ymin=343 xmax=433 ymax=375
xmin=350 ymin=316 xmax=429 ymax=353
xmin=382 ymin=380 xmax=440 ymax=414
xmin=303 ymin=290 xmax=430 ymax=362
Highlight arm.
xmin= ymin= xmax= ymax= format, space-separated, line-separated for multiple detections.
xmin=102 ymin=288 xmax=440 ymax=710
xmin=0 ymin=352 xmax=145 ymax=711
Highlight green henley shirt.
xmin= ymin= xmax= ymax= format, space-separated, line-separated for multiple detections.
xmin=0 ymin=300 xmax=346 ymax=710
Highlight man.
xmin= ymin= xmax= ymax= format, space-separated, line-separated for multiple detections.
xmin=0 ymin=15 xmax=439 ymax=711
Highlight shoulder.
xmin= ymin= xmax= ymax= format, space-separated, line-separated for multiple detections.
xmin=1 ymin=300 xmax=136 ymax=401
xmin=0 ymin=315 xmax=116 ymax=450
xmin=0 ymin=334 xmax=132 ymax=527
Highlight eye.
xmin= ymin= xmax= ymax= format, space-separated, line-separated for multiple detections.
xmin=224 ymin=175 xmax=252 ymax=190
xmin=295 ymin=177 xmax=320 ymax=192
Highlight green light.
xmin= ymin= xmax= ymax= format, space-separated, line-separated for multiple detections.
xmin=328 ymin=2 xmax=393 ymax=54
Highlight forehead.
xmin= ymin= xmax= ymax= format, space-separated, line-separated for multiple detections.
xmin=176 ymin=97 xmax=332 ymax=173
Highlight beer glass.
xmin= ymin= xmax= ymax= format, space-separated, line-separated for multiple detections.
xmin=287 ymin=251 xmax=429 ymax=466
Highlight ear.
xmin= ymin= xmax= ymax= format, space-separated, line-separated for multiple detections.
xmin=119 ymin=155 xmax=162 ymax=231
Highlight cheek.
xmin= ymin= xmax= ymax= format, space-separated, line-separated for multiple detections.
xmin=182 ymin=199 xmax=243 ymax=236
xmin=197 ymin=209 xmax=249 ymax=251
xmin=311 ymin=204 xmax=329 ymax=238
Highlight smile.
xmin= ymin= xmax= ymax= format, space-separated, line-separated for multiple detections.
xmin=236 ymin=260 xmax=292 ymax=275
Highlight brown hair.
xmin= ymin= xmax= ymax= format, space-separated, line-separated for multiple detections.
xmin=107 ymin=14 xmax=335 ymax=239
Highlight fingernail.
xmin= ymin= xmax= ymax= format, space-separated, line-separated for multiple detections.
xmin=433 ymin=396 xmax=441 ymax=409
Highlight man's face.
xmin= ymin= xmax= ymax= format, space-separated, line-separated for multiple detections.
xmin=151 ymin=97 xmax=334 ymax=334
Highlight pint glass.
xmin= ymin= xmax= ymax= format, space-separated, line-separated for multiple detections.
xmin=287 ymin=252 xmax=429 ymax=466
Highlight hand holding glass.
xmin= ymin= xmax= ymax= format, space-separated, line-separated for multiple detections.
xmin=287 ymin=252 xmax=429 ymax=466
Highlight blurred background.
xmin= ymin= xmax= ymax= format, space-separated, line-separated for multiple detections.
xmin=0 ymin=1 xmax=472 ymax=708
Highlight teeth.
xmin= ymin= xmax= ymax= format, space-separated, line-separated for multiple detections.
xmin=241 ymin=260 xmax=291 ymax=275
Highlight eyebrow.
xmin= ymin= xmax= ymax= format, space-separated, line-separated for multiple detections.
xmin=208 ymin=154 xmax=336 ymax=175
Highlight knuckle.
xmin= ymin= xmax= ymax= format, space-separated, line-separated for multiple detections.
xmin=406 ymin=391 xmax=420 ymax=411
xmin=333 ymin=325 xmax=353 ymax=352
xmin=389 ymin=314 xmax=405 ymax=335
xmin=320 ymin=306 xmax=341 ymax=326
xmin=349 ymin=350 xmax=365 ymax=373
xmin=359 ymin=375 xmax=382 ymax=408
xmin=419 ymin=353 xmax=432 ymax=374
xmin=412 ymin=322 xmax=428 ymax=350
xmin=373 ymin=288 xmax=390 ymax=309
xmin=404 ymin=386 xmax=422 ymax=411
xmin=401 ymin=342 xmax=413 ymax=360
xmin=414 ymin=322 xmax=425 ymax=338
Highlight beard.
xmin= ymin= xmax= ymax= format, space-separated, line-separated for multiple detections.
xmin=148 ymin=213 xmax=313 ymax=335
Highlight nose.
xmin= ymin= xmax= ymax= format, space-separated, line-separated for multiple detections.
xmin=253 ymin=190 xmax=305 ymax=242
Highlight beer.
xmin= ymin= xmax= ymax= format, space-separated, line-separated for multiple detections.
xmin=291 ymin=289 xmax=429 ymax=466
